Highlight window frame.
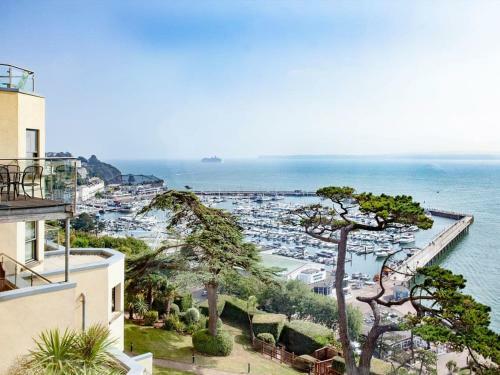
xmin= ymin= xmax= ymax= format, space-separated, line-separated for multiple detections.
xmin=26 ymin=129 xmax=39 ymax=158
xmin=25 ymin=221 xmax=37 ymax=262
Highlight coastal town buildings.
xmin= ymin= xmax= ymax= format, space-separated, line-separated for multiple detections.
xmin=0 ymin=64 xmax=151 ymax=374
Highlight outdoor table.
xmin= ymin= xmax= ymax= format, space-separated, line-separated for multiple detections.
xmin=7 ymin=170 xmax=21 ymax=200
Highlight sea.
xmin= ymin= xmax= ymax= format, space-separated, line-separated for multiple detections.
xmin=108 ymin=157 xmax=500 ymax=331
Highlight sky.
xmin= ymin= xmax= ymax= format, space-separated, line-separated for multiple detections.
xmin=2 ymin=1 xmax=500 ymax=159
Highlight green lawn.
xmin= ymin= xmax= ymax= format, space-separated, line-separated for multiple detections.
xmin=153 ymin=366 xmax=193 ymax=375
xmin=125 ymin=322 xmax=303 ymax=375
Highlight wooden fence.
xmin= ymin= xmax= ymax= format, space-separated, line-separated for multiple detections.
xmin=251 ymin=336 xmax=342 ymax=374
xmin=251 ymin=336 xmax=296 ymax=365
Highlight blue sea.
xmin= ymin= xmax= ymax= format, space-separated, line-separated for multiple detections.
xmin=109 ymin=157 xmax=500 ymax=331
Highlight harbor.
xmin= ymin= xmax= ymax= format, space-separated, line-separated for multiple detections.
xmin=79 ymin=189 xmax=471 ymax=294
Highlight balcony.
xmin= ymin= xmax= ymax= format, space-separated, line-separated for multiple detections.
xmin=0 ymin=64 xmax=35 ymax=93
xmin=0 ymin=158 xmax=78 ymax=223
xmin=0 ymin=253 xmax=51 ymax=292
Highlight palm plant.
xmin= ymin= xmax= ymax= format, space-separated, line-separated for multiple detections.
xmin=158 ymin=280 xmax=178 ymax=317
xmin=133 ymin=295 xmax=149 ymax=319
xmin=75 ymin=325 xmax=122 ymax=374
xmin=11 ymin=325 xmax=124 ymax=375
xmin=21 ymin=328 xmax=80 ymax=374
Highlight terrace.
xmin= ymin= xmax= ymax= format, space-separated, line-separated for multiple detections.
xmin=0 ymin=64 xmax=35 ymax=93
xmin=0 ymin=157 xmax=78 ymax=223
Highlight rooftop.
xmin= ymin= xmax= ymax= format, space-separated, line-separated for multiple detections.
xmin=0 ymin=64 xmax=35 ymax=93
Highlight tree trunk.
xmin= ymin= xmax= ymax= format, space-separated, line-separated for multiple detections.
xmin=147 ymin=287 xmax=154 ymax=309
xmin=206 ymin=282 xmax=219 ymax=337
xmin=336 ymin=226 xmax=360 ymax=374
xmin=165 ymin=298 xmax=172 ymax=318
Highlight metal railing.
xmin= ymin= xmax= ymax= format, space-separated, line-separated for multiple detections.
xmin=0 ymin=64 xmax=35 ymax=93
xmin=0 ymin=252 xmax=52 ymax=290
xmin=0 ymin=157 xmax=79 ymax=213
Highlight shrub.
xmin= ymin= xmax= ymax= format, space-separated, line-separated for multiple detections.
xmin=192 ymin=329 xmax=233 ymax=356
xmin=184 ymin=308 xmax=201 ymax=325
xmin=169 ymin=303 xmax=180 ymax=316
xmin=281 ymin=320 xmax=333 ymax=355
xmin=163 ymin=315 xmax=185 ymax=333
xmin=252 ymin=313 xmax=285 ymax=341
xmin=143 ymin=310 xmax=159 ymax=326
xmin=205 ymin=317 xmax=223 ymax=330
xmin=256 ymin=333 xmax=275 ymax=346
xmin=175 ymin=293 xmax=193 ymax=312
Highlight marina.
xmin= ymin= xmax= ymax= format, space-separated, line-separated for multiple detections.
xmin=79 ymin=190 xmax=469 ymax=292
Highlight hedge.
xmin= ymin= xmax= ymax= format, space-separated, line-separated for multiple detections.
xmin=256 ymin=333 xmax=275 ymax=346
xmin=280 ymin=320 xmax=333 ymax=355
xmin=220 ymin=296 xmax=251 ymax=325
xmin=192 ymin=329 xmax=233 ymax=356
xmin=252 ymin=313 xmax=286 ymax=341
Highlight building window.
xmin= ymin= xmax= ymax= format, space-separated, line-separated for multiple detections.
xmin=26 ymin=129 xmax=39 ymax=158
xmin=111 ymin=284 xmax=121 ymax=313
xmin=25 ymin=221 xmax=37 ymax=262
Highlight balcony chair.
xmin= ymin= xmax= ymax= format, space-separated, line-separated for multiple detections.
xmin=21 ymin=165 xmax=44 ymax=199
xmin=0 ymin=164 xmax=21 ymax=200
xmin=0 ymin=165 xmax=9 ymax=201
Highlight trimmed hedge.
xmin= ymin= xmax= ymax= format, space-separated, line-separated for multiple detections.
xmin=281 ymin=320 xmax=333 ymax=355
xmin=192 ymin=329 xmax=233 ymax=356
xmin=256 ymin=333 xmax=275 ymax=346
xmin=293 ymin=355 xmax=317 ymax=372
xmin=252 ymin=313 xmax=286 ymax=341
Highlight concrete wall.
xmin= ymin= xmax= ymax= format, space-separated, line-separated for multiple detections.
xmin=0 ymin=283 xmax=77 ymax=374
xmin=44 ymin=251 xmax=125 ymax=350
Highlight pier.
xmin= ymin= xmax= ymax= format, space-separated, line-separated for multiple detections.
xmin=393 ymin=209 xmax=474 ymax=286
xmin=194 ymin=190 xmax=317 ymax=197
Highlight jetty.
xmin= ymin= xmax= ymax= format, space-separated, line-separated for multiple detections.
xmin=393 ymin=209 xmax=474 ymax=286
xmin=194 ymin=190 xmax=317 ymax=197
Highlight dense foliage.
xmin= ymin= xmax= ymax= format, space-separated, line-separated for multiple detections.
xmin=410 ymin=266 xmax=500 ymax=372
xmin=72 ymin=213 xmax=103 ymax=233
xmin=140 ymin=190 xmax=273 ymax=336
xmin=192 ymin=329 xmax=233 ymax=356
xmin=72 ymin=231 xmax=149 ymax=257
xmin=258 ymin=279 xmax=363 ymax=339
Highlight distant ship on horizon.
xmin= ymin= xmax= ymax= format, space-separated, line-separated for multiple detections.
xmin=201 ymin=156 xmax=222 ymax=163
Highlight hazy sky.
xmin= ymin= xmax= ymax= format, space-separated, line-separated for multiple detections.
xmin=3 ymin=1 xmax=500 ymax=159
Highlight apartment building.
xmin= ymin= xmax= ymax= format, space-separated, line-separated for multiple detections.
xmin=0 ymin=64 xmax=151 ymax=374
